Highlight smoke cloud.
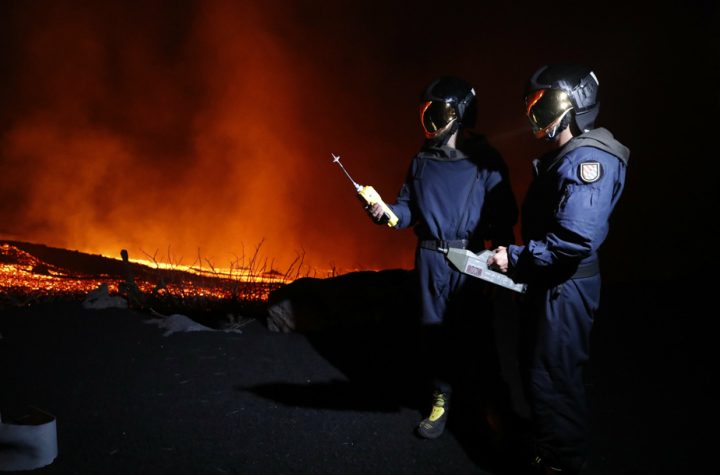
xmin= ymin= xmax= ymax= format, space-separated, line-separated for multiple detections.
xmin=0 ymin=1 xmax=417 ymax=274
xmin=1 ymin=1 xmax=714 ymax=280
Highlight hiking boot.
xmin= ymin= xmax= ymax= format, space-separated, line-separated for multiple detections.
xmin=416 ymin=391 xmax=450 ymax=439
xmin=532 ymin=456 xmax=562 ymax=474
xmin=532 ymin=455 xmax=585 ymax=475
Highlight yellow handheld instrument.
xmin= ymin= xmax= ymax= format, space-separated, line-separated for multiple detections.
xmin=331 ymin=153 xmax=399 ymax=227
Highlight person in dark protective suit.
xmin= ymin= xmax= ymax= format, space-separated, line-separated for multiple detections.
xmin=488 ymin=63 xmax=630 ymax=474
xmin=365 ymin=76 xmax=518 ymax=439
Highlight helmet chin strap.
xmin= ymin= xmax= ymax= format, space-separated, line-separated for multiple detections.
xmin=542 ymin=112 xmax=572 ymax=140
xmin=426 ymin=120 xmax=461 ymax=147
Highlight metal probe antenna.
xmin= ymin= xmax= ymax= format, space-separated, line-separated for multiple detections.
xmin=331 ymin=153 xmax=362 ymax=192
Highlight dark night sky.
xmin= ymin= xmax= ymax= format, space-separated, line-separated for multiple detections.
xmin=0 ymin=0 xmax=717 ymax=282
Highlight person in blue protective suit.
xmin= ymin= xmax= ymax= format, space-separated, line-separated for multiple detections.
xmin=365 ymin=76 xmax=518 ymax=440
xmin=488 ymin=63 xmax=630 ymax=474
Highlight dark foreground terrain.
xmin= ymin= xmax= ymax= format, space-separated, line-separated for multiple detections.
xmin=0 ymin=277 xmax=713 ymax=475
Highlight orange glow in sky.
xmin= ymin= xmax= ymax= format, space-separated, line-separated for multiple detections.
xmin=2 ymin=1 xmax=709 ymax=283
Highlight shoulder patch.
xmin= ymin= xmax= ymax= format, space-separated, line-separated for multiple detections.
xmin=579 ymin=161 xmax=602 ymax=183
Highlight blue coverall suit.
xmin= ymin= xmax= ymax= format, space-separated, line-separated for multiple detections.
xmin=388 ymin=133 xmax=517 ymax=396
xmin=507 ymin=127 xmax=630 ymax=472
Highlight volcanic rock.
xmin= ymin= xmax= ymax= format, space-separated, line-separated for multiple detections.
xmin=266 ymin=269 xmax=418 ymax=333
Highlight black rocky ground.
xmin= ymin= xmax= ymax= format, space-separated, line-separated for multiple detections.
xmin=0 ymin=243 xmax=713 ymax=474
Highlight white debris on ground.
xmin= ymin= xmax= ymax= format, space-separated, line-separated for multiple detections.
xmin=81 ymin=283 xmax=128 ymax=310
xmin=80 ymin=284 xmax=248 ymax=337
xmin=144 ymin=313 xmax=244 ymax=337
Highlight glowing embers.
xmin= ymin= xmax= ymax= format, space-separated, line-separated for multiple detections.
xmin=0 ymin=243 xmax=120 ymax=297
xmin=0 ymin=243 xmax=284 ymax=304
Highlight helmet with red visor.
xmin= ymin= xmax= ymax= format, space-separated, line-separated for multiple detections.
xmin=525 ymin=64 xmax=600 ymax=139
xmin=420 ymin=76 xmax=477 ymax=143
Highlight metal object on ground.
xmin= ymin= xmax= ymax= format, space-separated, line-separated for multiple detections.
xmin=0 ymin=406 xmax=58 ymax=471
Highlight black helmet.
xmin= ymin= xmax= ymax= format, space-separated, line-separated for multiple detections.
xmin=420 ymin=76 xmax=477 ymax=140
xmin=524 ymin=63 xmax=599 ymax=139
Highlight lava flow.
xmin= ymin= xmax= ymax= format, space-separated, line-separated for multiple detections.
xmin=0 ymin=242 xmax=289 ymax=307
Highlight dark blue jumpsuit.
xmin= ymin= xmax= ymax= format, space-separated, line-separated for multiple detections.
xmin=507 ymin=127 xmax=630 ymax=473
xmin=388 ymin=133 xmax=517 ymax=395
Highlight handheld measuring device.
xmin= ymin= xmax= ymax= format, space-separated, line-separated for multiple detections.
xmin=331 ymin=153 xmax=399 ymax=227
xmin=443 ymin=248 xmax=527 ymax=293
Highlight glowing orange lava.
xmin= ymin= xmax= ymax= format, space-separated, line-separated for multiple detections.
xmin=0 ymin=243 xmax=287 ymax=305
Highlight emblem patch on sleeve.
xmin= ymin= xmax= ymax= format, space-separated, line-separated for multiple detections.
xmin=579 ymin=161 xmax=602 ymax=183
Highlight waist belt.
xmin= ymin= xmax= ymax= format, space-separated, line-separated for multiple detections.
xmin=419 ymin=239 xmax=469 ymax=252
xmin=572 ymin=260 xmax=600 ymax=279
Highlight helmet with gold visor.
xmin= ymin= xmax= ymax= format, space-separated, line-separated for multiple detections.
xmin=524 ymin=64 xmax=600 ymax=139
xmin=420 ymin=76 xmax=477 ymax=141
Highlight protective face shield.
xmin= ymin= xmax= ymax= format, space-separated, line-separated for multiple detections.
xmin=420 ymin=100 xmax=458 ymax=139
xmin=525 ymin=88 xmax=574 ymax=139
xmin=419 ymin=76 xmax=476 ymax=143
xmin=524 ymin=64 xmax=600 ymax=140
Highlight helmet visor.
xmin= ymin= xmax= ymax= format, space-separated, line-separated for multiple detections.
xmin=525 ymin=88 xmax=573 ymax=135
xmin=420 ymin=101 xmax=457 ymax=138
